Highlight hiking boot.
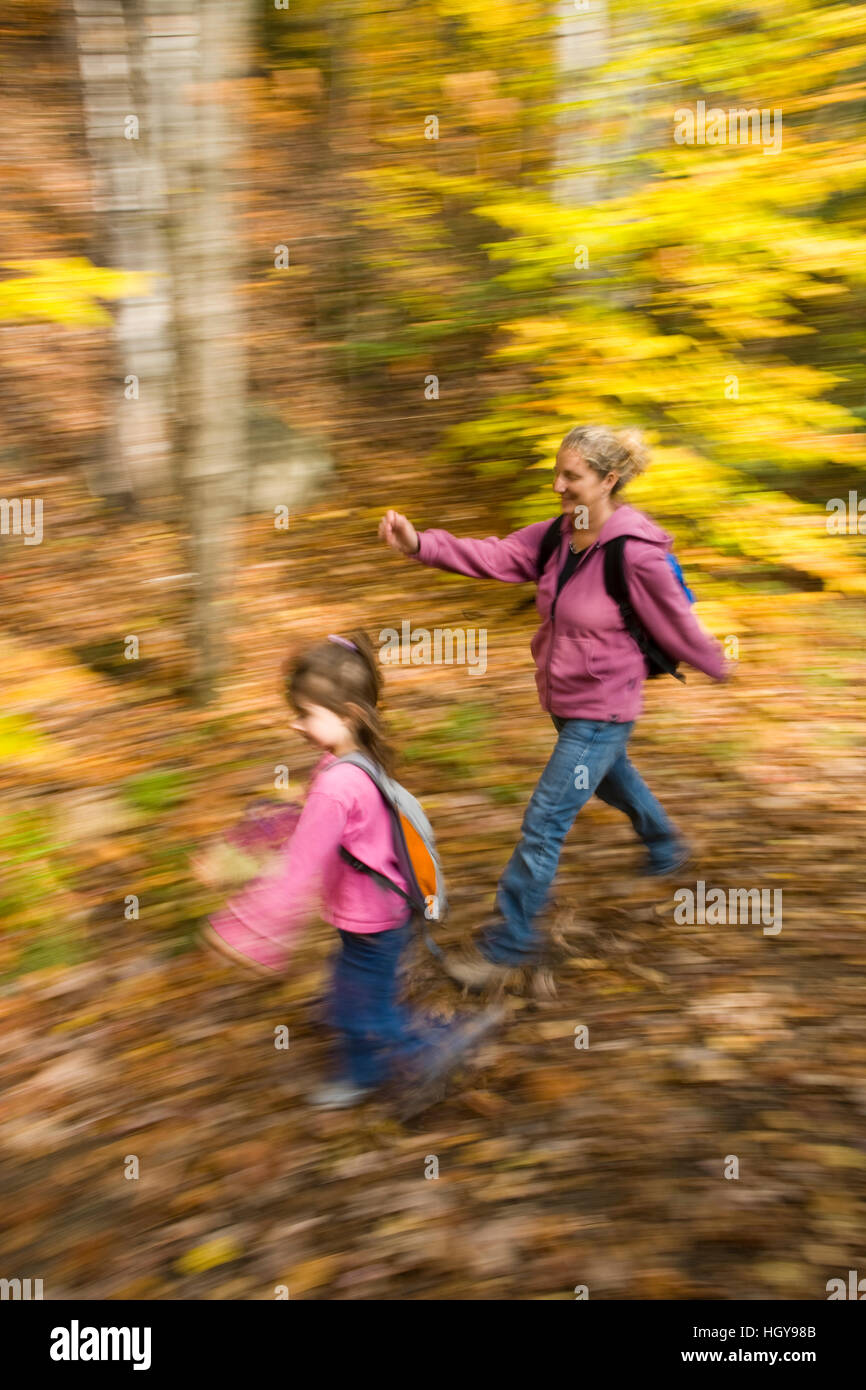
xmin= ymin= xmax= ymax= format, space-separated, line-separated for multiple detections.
xmin=308 ymin=1080 xmax=372 ymax=1110
xmin=441 ymin=945 xmax=515 ymax=992
xmin=398 ymin=1004 xmax=505 ymax=1120
xmin=528 ymin=965 xmax=558 ymax=1000
xmin=645 ymin=844 xmax=692 ymax=878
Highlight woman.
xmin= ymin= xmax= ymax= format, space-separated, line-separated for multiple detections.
xmin=378 ymin=424 xmax=728 ymax=991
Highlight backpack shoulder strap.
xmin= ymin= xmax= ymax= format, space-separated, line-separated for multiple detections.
xmin=603 ymin=534 xmax=649 ymax=652
xmin=337 ymin=844 xmax=415 ymax=907
xmin=602 ymin=534 xmax=630 ymax=610
xmin=333 ymin=750 xmax=382 ymax=782
xmin=603 ymin=535 xmax=692 ymax=607
xmin=537 ymin=515 xmax=564 ymax=576
xmin=513 ymin=516 xmax=563 ymax=613
xmin=602 ymin=537 xmax=686 ymax=683
xmin=333 ymin=754 xmax=446 ymax=956
xmin=333 ymin=753 xmax=423 ymax=908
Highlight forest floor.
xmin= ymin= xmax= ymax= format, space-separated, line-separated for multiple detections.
xmin=2 ymin=461 xmax=866 ymax=1300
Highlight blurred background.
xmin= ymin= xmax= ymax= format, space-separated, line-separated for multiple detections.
xmin=1 ymin=0 xmax=865 ymax=1300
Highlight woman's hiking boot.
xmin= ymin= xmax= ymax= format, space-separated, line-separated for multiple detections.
xmin=441 ymin=945 xmax=516 ymax=993
xmin=527 ymin=965 xmax=558 ymax=1000
xmin=644 ymin=843 xmax=692 ymax=878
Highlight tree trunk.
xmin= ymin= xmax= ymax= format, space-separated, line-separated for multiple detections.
xmin=551 ymin=0 xmax=611 ymax=210
xmin=74 ymin=0 xmax=252 ymax=701
xmin=155 ymin=0 xmax=252 ymax=703
xmin=73 ymin=0 xmax=174 ymax=504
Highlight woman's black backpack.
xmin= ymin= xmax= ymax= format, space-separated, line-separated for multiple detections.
xmin=534 ymin=515 xmax=693 ymax=682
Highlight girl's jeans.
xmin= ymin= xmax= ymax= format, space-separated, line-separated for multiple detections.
xmin=327 ymin=917 xmax=445 ymax=1089
xmin=479 ymin=716 xmax=685 ymax=968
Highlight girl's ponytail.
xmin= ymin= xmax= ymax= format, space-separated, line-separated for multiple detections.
xmin=341 ymin=629 xmax=396 ymax=778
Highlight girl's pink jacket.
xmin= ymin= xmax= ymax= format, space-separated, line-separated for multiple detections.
xmin=209 ymin=753 xmax=411 ymax=971
xmin=412 ymin=503 xmax=725 ymax=722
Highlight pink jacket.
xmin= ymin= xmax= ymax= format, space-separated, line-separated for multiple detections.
xmin=412 ymin=503 xmax=725 ymax=722
xmin=208 ymin=753 xmax=411 ymax=971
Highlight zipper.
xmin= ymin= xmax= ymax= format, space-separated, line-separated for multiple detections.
xmin=545 ymin=541 xmax=598 ymax=705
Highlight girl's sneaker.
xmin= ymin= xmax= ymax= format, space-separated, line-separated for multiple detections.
xmin=308 ymin=1081 xmax=372 ymax=1110
xmin=397 ymin=1004 xmax=505 ymax=1120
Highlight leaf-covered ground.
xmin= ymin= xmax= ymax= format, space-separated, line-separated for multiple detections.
xmin=2 ymin=469 xmax=866 ymax=1300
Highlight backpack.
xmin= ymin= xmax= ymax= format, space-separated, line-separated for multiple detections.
xmin=332 ymin=751 xmax=448 ymax=960
xmin=536 ymin=516 xmax=695 ymax=683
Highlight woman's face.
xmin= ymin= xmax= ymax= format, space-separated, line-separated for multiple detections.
xmin=291 ymin=699 xmax=355 ymax=755
xmin=553 ymin=448 xmax=618 ymax=516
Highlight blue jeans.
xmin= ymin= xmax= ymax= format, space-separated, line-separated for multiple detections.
xmin=327 ymin=918 xmax=448 ymax=1088
xmin=479 ymin=716 xmax=686 ymax=967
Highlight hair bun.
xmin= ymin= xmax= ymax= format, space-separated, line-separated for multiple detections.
xmin=560 ymin=423 xmax=650 ymax=492
xmin=615 ymin=428 xmax=650 ymax=479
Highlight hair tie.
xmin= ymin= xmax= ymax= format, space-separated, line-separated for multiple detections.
xmin=327 ymin=634 xmax=359 ymax=652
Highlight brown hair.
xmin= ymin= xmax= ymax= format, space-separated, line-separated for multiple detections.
xmin=560 ymin=425 xmax=650 ymax=494
xmin=284 ymin=629 xmax=397 ymax=778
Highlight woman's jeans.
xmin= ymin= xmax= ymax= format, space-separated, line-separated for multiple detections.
xmin=327 ymin=917 xmax=447 ymax=1088
xmin=478 ymin=716 xmax=686 ymax=968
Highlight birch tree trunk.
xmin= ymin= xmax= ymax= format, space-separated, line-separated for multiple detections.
xmin=75 ymin=0 xmax=252 ymax=701
xmin=154 ymin=0 xmax=252 ymax=703
xmin=552 ymin=2 xmax=644 ymax=316
xmin=551 ymin=0 xmax=611 ymax=209
xmin=73 ymin=0 xmax=174 ymax=503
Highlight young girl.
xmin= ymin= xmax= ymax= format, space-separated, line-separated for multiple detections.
xmin=199 ymin=630 xmax=501 ymax=1112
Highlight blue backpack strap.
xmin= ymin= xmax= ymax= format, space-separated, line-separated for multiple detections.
xmin=665 ymin=551 xmax=695 ymax=604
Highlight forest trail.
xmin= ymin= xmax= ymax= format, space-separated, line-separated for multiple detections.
xmin=2 ymin=471 xmax=865 ymax=1299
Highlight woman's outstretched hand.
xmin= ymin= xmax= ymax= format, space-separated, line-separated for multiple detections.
xmin=378 ymin=509 xmax=420 ymax=556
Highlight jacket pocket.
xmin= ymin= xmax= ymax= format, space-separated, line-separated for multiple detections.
xmin=549 ymin=635 xmax=602 ymax=689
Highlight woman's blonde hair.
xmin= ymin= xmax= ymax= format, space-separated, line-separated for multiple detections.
xmin=283 ymin=629 xmax=396 ymax=778
xmin=560 ymin=425 xmax=650 ymax=494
